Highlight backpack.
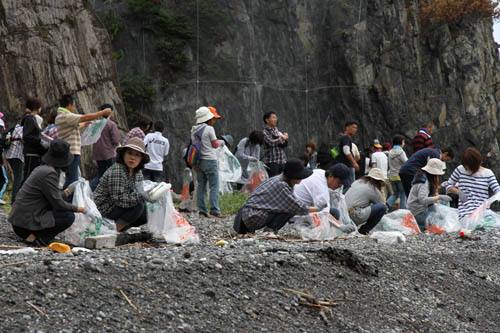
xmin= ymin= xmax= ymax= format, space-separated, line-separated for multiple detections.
xmin=0 ymin=126 xmax=19 ymax=155
xmin=316 ymin=133 xmax=348 ymax=169
xmin=184 ymin=125 xmax=207 ymax=168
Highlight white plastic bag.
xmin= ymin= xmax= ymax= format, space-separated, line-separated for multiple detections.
xmin=462 ymin=192 xmax=500 ymax=230
xmin=81 ymin=118 xmax=108 ymax=146
xmin=329 ymin=188 xmax=355 ymax=227
xmin=217 ymin=146 xmax=242 ymax=194
xmin=242 ymin=161 xmax=268 ymax=194
xmin=424 ymin=204 xmax=460 ymax=234
xmin=375 ymin=209 xmax=420 ymax=235
xmin=144 ymin=181 xmax=199 ymax=244
xmin=293 ymin=212 xmax=348 ymax=240
xmin=61 ymin=178 xmax=116 ymax=246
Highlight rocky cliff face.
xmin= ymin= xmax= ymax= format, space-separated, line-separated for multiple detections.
xmin=0 ymin=0 xmax=126 ymax=177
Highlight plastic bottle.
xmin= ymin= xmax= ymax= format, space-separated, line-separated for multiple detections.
xmin=459 ymin=229 xmax=471 ymax=237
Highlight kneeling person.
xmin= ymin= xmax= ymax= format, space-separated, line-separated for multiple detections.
xmin=8 ymin=139 xmax=85 ymax=246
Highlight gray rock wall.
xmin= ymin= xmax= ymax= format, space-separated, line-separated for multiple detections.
xmin=0 ymin=0 xmax=126 ymax=177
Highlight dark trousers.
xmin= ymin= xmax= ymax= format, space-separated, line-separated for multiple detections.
xmin=143 ymin=169 xmax=164 ymax=182
xmin=266 ymin=162 xmax=285 ymax=178
xmin=106 ymin=202 xmax=147 ymax=228
xmin=12 ymin=210 xmax=75 ymax=245
xmin=358 ymin=203 xmax=387 ymax=235
xmin=23 ymin=155 xmax=41 ymax=184
xmin=7 ymin=158 xmax=23 ymax=203
xmin=262 ymin=212 xmax=296 ymax=233
xmin=400 ymin=173 xmax=414 ymax=198
xmin=64 ymin=154 xmax=81 ymax=189
xmin=330 ymin=207 xmax=340 ymax=220
xmin=90 ymin=159 xmax=114 ymax=191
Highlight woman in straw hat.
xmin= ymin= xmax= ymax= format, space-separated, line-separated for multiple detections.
xmin=406 ymin=158 xmax=452 ymax=231
xmin=345 ymin=168 xmax=387 ymax=234
xmin=8 ymin=139 xmax=85 ymax=246
xmin=94 ymin=137 xmax=155 ymax=232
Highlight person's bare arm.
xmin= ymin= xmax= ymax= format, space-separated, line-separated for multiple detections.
xmin=79 ymin=109 xmax=112 ymax=123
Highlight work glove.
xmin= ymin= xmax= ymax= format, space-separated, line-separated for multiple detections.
xmin=457 ymin=190 xmax=468 ymax=203
xmin=438 ymin=195 xmax=452 ymax=202
xmin=136 ymin=182 xmax=156 ymax=203
xmin=339 ymin=224 xmax=356 ymax=234
xmin=248 ymin=156 xmax=258 ymax=162
xmin=316 ymin=199 xmax=328 ymax=211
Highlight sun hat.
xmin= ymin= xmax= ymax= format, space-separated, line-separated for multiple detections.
xmin=195 ymin=107 xmax=215 ymax=124
xmin=372 ymin=139 xmax=382 ymax=149
xmin=116 ymin=137 xmax=150 ymax=164
xmin=328 ymin=163 xmax=352 ymax=188
xmin=207 ymin=106 xmax=222 ymax=119
xmin=41 ymin=139 xmax=74 ymax=168
xmin=367 ymin=168 xmax=385 ymax=181
xmin=422 ymin=158 xmax=445 ymax=175
xmin=221 ymin=135 xmax=233 ymax=147
xmin=283 ymin=158 xmax=313 ymax=180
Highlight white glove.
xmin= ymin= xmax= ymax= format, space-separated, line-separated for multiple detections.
xmin=248 ymin=156 xmax=258 ymax=162
xmin=457 ymin=190 xmax=468 ymax=203
xmin=316 ymin=200 xmax=328 ymax=211
xmin=339 ymin=224 xmax=356 ymax=234
xmin=136 ymin=182 xmax=156 ymax=203
xmin=438 ymin=195 xmax=452 ymax=202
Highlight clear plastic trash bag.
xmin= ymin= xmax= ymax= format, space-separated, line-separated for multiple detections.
xmin=242 ymin=161 xmax=268 ymax=194
xmin=461 ymin=192 xmax=500 ymax=230
xmin=293 ymin=212 xmax=349 ymax=240
xmin=329 ymin=188 xmax=355 ymax=227
xmin=217 ymin=146 xmax=242 ymax=195
xmin=424 ymin=204 xmax=460 ymax=234
xmin=81 ymin=119 xmax=108 ymax=146
xmin=375 ymin=209 xmax=421 ymax=235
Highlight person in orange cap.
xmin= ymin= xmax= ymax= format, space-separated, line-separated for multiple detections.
xmin=207 ymin=106 xmax=222 ymax=119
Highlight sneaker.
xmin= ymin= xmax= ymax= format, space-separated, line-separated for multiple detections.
xmin=262 ymin=231 xmax=278 ymax=239
xmin=199 ymin=212 xmax=209 ymax=218
xmin=210 ymin=213 xmax=226 ymax=218
xmin=0 ymin=199 xmax=5 ymax=205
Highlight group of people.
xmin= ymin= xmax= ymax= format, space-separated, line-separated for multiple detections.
xmin=1 ymin=100 xmax=499 ymax=246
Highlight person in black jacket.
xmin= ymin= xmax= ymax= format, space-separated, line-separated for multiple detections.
xmin=20 ymin=97 xmax=47 ymax=183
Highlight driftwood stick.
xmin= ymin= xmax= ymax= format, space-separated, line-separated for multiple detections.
xmin=119 ymin=289 xmax=141 ymax=315
xmin=0 ymin=261 xmax=26 ymax=268
xmin=26 ymin=301 xmax=49 ymax=319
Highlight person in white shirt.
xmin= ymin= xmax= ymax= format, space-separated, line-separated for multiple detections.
xmin=143 ymin=121 xmax=170 ymax=182
xmin=294 ymin=163 xmax=355 ymax=234
xmin=371 ymin=140 xmax=389 ymax=201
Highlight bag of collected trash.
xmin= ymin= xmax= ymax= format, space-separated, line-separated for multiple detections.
xmin=293 ymin=212 xmax=348 ymax=240
xmin=144 ymin=181 xmax=199 ymax=244
xmin=242 ymin=161 xmax=268 ymax=193
xmin=61 ymin=178 xmax=116 ymax=246
xmin=329 ymin=188 xmax=355 ymax=226
xmin=461 ymin=192 xmax=500 ymax=230
xmin=81 ymin=118 xmax=108 ymax=146
xmin=216 ymin=145 xmax=242 ymax=194
xmin=424 ymin=204 xmax=460 ymax=234
xmin=375 ymin=209 xmax=420 ymax=235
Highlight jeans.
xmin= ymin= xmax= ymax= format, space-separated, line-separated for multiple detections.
xmin=358 ymin=203 xmax=387 ymax=235
xmin=12 ymin=210 xmax=75 ymax=245
xmin=265 ymin=162 xmax=285 ymax=178
xmin=387 ymin=180 xmax=407 ymax=209
xmin=64 ymin=154 xmax=81 ymax=189
xmin=106 ymin=202 xmax=147 ymax=228
xmin=197 ymin=159 xmax=220 ymax=215
xmin=0 ymin=165 xmax=7 ymax=199
xmin=7 ymin=159 xmax=23 ymax=203
xmin=23 ymin=155 xmax=41 ymax=183
xmin=330 ymin=207 xmax=340 ymax=220
xmin=400 ymin=173 xmax=414 ymax=198
xmin=143 ymin=169 xmax=164 ymax=182
xmin=414 ymin=205 xmax=436 ymax=232
xmin=90 ymin=159 xmax=114 ymax=191
xmin=349 ymin=167 xmax=356 ymax=184
xmin=262 ymin=212 xmax=296 ymax=233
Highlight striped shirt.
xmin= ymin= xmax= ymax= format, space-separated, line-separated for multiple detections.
xmin=412 ymin=129 xmax=434 ymax=152
xmin=442 ymin=165 xmax=500 ymax=219
xmin=55 ymin=107 xmax=82 ymax=155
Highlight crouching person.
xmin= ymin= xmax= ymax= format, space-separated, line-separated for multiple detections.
xmin=345 ymin=168 xmax=387 ymax=234
xmin=8 ymin=139 xmax=85 ymax=246
xmin=94 ymin=138 xmax=155 ymax=232
xmin=233 ymin=158 xmax=326 ymax=237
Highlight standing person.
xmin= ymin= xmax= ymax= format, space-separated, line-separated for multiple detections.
xmin=0 ymin=117 xmax=7 ymax=204
xmin=305 ymin=141 xmax=318 ymax=169
xmin=262 ymin=112 xmax=288 ymax=177
xmin=42 ymin=109 xmax=59 ymax=140
xmin=191 ymin=107 xmax=225 ymax=218
xmin=386 ymin=135 xmax=408 ymax=210
xmin=21 ymin=97 xmax=47 ymax=182
xmin=337 ymin=120 xmax=360 ymax=183
xmin=235 ymin=130 xmax=264 ymax=187
xmin=345 ymin=168 xmax=387 ymax=235
xmin=122 ymin=114 xmax=152 ymax=145
xmin=399 ymin=147 xmax=454 ymax=197
xmin=55 ymin=94 xmax=112 ymax=189
xmin=234 ymin=158 xmax=324 ymax=237
xmin=442 ymin=148 xmax=500 ymax=220
xmin=90 ymin=104 xmax=121 ymax=190
xmin=412 ymin=123 xmax=435 ymax=153
xmin=406 ymin=158 xmax=452 ymax=231
xmin=371 ymin=139 xmax=389 ymax=201
xmin=8 ymin=139 xmax=85 ymax=246
xmin=94 ymin=138 xmax=154 ymax=232
xmin=5 ymin=122 xmax=24 ymax=204
xmin=143 ymin=121 xmax=170 ymax=182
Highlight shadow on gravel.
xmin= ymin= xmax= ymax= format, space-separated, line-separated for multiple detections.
xmin=319 ymin=247 xmax=378 ymax=276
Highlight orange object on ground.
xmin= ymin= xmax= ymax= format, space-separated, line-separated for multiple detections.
xmin=426 ymin=224 xmax=444 ymax=234
xmin=181 ymin=184 xmax=190 ymax=200
xmin=49 ymin=242 xmax=71 ymax=253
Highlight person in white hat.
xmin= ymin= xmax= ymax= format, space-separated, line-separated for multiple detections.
xmin=190 ymin=106 xmax=225 ymax=217
xmin=345 ymin=168 xmax=387 ymax=234
xmin=406 ymin=158 xmax=452 ymax=231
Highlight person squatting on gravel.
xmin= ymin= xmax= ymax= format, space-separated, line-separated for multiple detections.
xmin=94 ymin=138 xmax=156 ymax=232
xmin=406 ymin=158 xmax=452 ymax=231
xmin=345 ymin=168 xmax=387 ymax=235
xmin=8 ymin=139 xmax=85 ymax=247
xmin=233 ymin=158 xmax=327 ymax=237
xmin=441 ymin=148 xmax=500 ymax=221
xmin=235 ymin=130 xmax=264 ymax=187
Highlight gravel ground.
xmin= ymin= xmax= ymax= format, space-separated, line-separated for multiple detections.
xmin=1 ymin=208 xmax=499 ymax=332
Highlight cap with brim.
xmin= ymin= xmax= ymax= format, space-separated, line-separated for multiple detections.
xmin=116 ymin=137 xmax=150 ymax=164
xmin=328 ymin=163 xmax=352 ymax=188
xmin=41 ymin=139 xmax=74 ymax=168
xmin=367 ymin=168 xmax=385 ymax=181
xmin=207 ymin=106 xmax=222 ymax=119
xmin=421 ymin=158 xmax=445 ymax=175
xmin=283 ymin=158 xmax=313 ymax=180
xmin=195 ymin=107 xmax=215 ymax=124
xmin=221 ymin=134 xmax=233 ymax=147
